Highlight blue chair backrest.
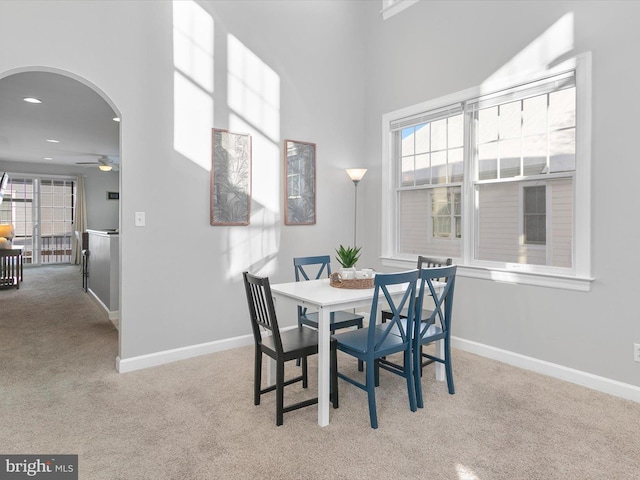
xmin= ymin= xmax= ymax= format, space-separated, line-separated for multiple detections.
xmin=293 ymin=255 xmax=333 ymax=318
xmin=293 ymin=255 xmax=332 ymax=281
xmin=415 ymin=265 xmax=457 ymax=339
xmin=368 ymin=269 xmax=419 ymax=351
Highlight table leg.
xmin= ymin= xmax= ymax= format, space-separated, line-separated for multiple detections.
xmin=317 ymin=306 xmax=330 ymax=427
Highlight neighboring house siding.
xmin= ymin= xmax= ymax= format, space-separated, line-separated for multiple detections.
xmin=550 ymin=178 xmax=573 ymax=268
xmin=400 ymin=189 xmax=428 ymax=253
xmin=477 ymin=178 xmax=573 ymax=266
xmin=478 ymin=183 xmax=522 ymax=263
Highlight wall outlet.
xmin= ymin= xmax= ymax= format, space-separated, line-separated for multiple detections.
xmin=635 ymin=343 xmax=640 ymax=363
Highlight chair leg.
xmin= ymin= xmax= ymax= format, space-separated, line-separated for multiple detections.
xmin=254 ymin=349 xmax=262 ymax=406
xmin=330 ymin=339 xmax=339 ymax=409
xmin=366 ymin=361 xmax=378 ymax=429
xmin=444 ymin=337 xmax=455 ymax=395
xmin=276 ymin=360 xmax=285 ymax=426
xmin=404 ymin=348 xmax=416 ymax=412
xmin=302 ymin=355 xmax=308 ymax=389
xmin=357 ymin=322 xmax=364 ymax=372
xmin=414 ymin=342 xmax=424 ymax=409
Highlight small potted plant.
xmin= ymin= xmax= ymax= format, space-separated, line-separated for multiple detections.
xmin=335 ymin=245 xmax=361 ymax=279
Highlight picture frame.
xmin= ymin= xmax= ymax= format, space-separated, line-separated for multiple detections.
xmin=211 ymin=128 xmax=252 ymax=226
xmin=284 ymin=139 xmax=316 ymax=225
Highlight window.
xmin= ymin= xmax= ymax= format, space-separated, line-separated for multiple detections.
xmin=0 ymin=175 xmax=75 ymax=264
xmin=523 ymin=185 xmax=546 ymax=245
xmin=382 ymin=54 xmax=592 ymax=290
xmin=431 ymin=187 xmax=461 ymax=239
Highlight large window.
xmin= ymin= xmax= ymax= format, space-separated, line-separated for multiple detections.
xmin=382 ymin=54 xmax=592 ymax=290
xmin=0 ymin=175 xmax=75 ymax=264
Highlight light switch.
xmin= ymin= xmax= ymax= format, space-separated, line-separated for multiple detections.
xmin=135 ymin=211 xmax=145 ymax=227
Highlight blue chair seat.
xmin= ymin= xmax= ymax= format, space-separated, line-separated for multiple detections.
xmin=300 ymin=310 xmax=363 ymax=332
xmin=379 ymin=319 xmax=444 ymax=339
xmin=331 ymin=325 xmax=409 ymax=358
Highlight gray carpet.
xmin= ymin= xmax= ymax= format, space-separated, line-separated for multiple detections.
xmin=1 ymin=265 xmax=639 ymax=479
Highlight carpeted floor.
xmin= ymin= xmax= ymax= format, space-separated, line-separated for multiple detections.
xmin=1 ymin=265 xmax=639 ymax=479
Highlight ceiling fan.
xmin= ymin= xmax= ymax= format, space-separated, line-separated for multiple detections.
xmin=75 ymin=155 xmax=117 ymax=172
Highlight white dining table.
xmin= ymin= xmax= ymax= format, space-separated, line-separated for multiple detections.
xmin=270 ymin=277 xmax=445 ymax=427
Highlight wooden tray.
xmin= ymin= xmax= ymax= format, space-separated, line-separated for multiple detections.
xmin=329 ymin=272 xmax=374 ymax=289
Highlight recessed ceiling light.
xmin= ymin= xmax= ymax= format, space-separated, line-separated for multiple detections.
xmin=23 ymin=97 xmax=42 ymax=104
xmin=112 ymin=117 xmax=120 ymax=122
xmin=46 ymin=139 xmax=60 ymax=143
xmin=44 ymin=157 xmax=53 ymax=160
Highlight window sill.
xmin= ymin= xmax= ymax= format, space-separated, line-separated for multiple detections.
xmin=380 ymin=257 xmax=594 ymax=292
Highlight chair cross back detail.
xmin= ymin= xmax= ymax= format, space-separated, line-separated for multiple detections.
xmin=416 ymin=265 xmax=456 ymax=336
xmin=372 ymin=274 xmax=417 ymax=349
xmin=294 ymin=255 xmax=332 ymax=281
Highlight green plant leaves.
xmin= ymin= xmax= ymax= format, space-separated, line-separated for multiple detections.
xmin=335 ymin=245 xmax=361 ymax=268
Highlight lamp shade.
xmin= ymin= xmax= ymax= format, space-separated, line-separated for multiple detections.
xmin=345 ymin=168 xmax=367 ymax=182
xmin=0 ymin=223 xmax=15 ymax=239
xmin=99 ymin=164 xmax=113 ymax=172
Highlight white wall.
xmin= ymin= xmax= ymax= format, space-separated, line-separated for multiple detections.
xmin=361 ymin=0 xmax=640 ymax=388
xmin=0 ymin=1 xmax=367 ymax=361
xmin=3 ymin=0 xmax=638 ymax=392
xmin=84 ymin=170 xmax=119 ymax=230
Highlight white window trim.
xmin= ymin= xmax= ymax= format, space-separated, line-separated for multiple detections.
xmin=381 ymin=52 xmax=594 ymax=291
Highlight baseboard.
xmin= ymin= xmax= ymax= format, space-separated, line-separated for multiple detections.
xmin=114 ymin=331 xmax=640 ymax=403
xmin=87 ymin=288 xmax=119 ymax=326
xmin=116 ymin=333 xmax=255 ymax=373
xmin=452 ymin=337 xmax=640 ymax=403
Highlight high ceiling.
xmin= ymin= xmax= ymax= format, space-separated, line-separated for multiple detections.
xmin=0 ymin=71 xmax=120 ymax=170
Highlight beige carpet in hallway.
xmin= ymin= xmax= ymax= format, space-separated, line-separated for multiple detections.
xmin=1 ymin=265 xmax=639 ymax=479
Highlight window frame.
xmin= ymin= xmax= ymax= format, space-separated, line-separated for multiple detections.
xmin=381 ymin=53 xmax=593 ymax=291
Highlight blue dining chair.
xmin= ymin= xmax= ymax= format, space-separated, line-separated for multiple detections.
xmin=412 ymin=264 xmax=457 ymax=408
xmin=380 ymin=256 xmax=452 ymax=376
xmin=294 ymin=255 xmax=364 ymax=371
xmin=330 ymin=270 xmax=419 ymax=429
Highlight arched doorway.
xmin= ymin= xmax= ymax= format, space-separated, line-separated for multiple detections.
xmin=0 ymin=68 xmax=121 ymax=360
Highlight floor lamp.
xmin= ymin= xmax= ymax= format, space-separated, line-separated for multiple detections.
xmin=345 ymin=168 xmax=367 ymax=247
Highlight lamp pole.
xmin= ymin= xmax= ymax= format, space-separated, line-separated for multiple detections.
xmin=345 ymin=169 xmax=367 ymax=247
xmin=353 ymin=180 xmax=359 ymax=247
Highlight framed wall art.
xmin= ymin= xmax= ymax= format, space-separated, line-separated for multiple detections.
xmin=211 ymin=128 xmax=252 ymax=226
xmin=284 ymin=139 xmax=316 ymax=225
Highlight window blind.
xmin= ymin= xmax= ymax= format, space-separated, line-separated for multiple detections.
xmin=467 ymin=71 xmax=575 ymax=112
